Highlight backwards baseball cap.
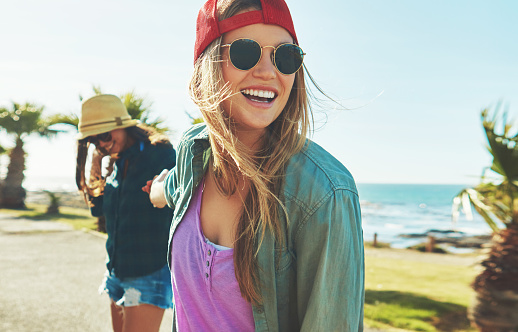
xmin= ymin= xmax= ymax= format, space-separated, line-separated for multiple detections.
xmin=194 ymin=0 xmax=298 ymax=63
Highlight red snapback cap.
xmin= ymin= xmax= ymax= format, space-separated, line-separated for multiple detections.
xmin=194 ymin=0 xmax=298 ymax=63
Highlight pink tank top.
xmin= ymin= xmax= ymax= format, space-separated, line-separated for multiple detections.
xmin=170 ymin=179 xmax=255 ymax=331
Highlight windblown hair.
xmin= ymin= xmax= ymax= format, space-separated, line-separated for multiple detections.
xmin=75 ymin=124 xmax=171 ymax=200
xmin=189 ymin=0 xmax=311 ymax=304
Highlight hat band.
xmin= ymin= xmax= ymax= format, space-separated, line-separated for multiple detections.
xmin=80 ymin=117 xmax=129 ymax=129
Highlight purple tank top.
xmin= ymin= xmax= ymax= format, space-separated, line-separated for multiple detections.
xmin=171 ymin=179 xmax=255 ymax=331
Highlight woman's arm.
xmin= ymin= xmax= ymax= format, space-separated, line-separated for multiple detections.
xmin=295 ymin=189 xmax=364 ymax=331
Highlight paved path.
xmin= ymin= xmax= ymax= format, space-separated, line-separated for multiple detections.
xmin=0 ymin=213 xmax=173 ymax=332
xmin=0 ymin=213 xmax=385 ymax=332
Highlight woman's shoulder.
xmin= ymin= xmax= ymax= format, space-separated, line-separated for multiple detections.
xmin=174 ymin=123 xmax=209 ymax=151
xmin=284 ymin=139 xmax=358 ymax=204
xmin=181 ymin=123 xmax=209 ymax=141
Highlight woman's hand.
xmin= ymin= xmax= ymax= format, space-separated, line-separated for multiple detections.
xmin=142 ymin=169 xmax=169 ymax=208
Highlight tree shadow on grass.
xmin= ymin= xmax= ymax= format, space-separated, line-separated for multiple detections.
xmin=366 ymin=290 xmax=471 ymax=332
xmin=15 ymin=212 xmax=92 ymax=221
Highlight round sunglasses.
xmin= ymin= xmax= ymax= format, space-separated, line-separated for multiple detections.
xmin=88 ymin=131 xmax=112 ymax=144
xmin=221 ymin=38 xmax=305 ymax=75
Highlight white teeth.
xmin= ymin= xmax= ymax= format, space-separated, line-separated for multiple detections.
xmin=242 ymin=89 xmax=276 ymax=99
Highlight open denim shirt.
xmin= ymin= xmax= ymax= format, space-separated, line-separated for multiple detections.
xmin=164 ymin=124 xmax=364 ymax=331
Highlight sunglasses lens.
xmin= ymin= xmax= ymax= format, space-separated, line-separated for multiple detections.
xmin=90 ymin=132 xmax=111 ymax=144
xmin=98 ymin=132 xmax=112 ymax=142
xmin=275 ymin=44 xmax=304 ymax=75
xmin=229 ymin=39 xmax=261 ymax=71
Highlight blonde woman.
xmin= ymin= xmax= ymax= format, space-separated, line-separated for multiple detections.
xmin=77 ymin=94 xmax=175 ymax=332
xmin=148 ymin=0 xmax=364 ymax=330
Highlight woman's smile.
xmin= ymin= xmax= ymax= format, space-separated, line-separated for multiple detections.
xmin=239 ymin=86 xmax=279 ymax=110
xmin=240 ymin=88 xmax=277 ymax=104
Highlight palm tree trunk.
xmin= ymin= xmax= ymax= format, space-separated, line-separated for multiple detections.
xmin=469 ymin=223 xmax=518 ymax=331
xmin=0 ymin=137 xmax=26 ymax=208
xmin=96 ymin=216 xmax=106 ymax=233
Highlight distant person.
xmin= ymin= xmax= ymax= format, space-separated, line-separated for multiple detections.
xmin=76 ymin=94 xmax=175 ymax=332
xmin=145 ymin=0 xmax=365 ymax=330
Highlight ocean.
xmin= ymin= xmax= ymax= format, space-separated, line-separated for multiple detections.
xmin=358 ymin=183 xmax=492 ymax=250
xmin=22 ymin=176 xmax=492 ymax=249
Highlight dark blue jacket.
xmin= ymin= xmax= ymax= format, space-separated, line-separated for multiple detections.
xmin=91 ymin=140 xmax=175 ymax=279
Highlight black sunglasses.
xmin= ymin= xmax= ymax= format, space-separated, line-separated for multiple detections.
xmin=88 ymin=132 xmax=112 ymax=144
xmin=221 ymin=38 xmax=305 ymax=75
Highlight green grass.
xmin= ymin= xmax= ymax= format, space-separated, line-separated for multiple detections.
xmin=364 ymin=240 xmax=391 ymax=249
xmin=365 ymin=254 xmax=478 ymax=331
xmin=1 ymin=203 xmax=99 ymax=231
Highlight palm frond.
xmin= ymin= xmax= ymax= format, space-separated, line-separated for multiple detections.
xmin=482 ymin=106 xmax=518 ymax=181
xmin=35 ymin=113 xmax=79 ymax=138
xmin=452 ymin=188 xmax=501 ymax=232
xmin=185 ymin=111 xmax=204 ymax=125
xmin=120 ymin=90 xmax=170 ymax=132
xmin=453 ymin=104 xmax=518 ymax=231
xmin=0 ymin=102 xmax=45 ymax=137
xmin=46 ymin=113 xmax=79 ymax=128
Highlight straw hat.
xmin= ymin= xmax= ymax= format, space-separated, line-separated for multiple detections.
xmin=77 ymin=94 xmax=139 ymax=140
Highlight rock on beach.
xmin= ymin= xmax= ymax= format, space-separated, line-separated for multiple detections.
xmin=399 ymin=229 xmax=492 ymax=249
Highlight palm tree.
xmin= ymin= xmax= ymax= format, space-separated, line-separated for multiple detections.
xmin=0 ymin=144 xmax=6 ymax=201
xmin=452 ymin=104 xmax=518 ymax=331
xmin=0 ymin=102 xmax=65 ymax=208
xmin=120 ymin=92 xmax=169 ymax=133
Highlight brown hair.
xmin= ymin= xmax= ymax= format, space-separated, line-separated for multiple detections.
xmin=189 ymin=0 xmax=311 ymax=304
xmin=75 ymin=124 xmax=171 ymax=200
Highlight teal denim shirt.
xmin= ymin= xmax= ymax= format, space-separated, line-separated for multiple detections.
xmin=164 ymin=124 xmax=364 ymax=331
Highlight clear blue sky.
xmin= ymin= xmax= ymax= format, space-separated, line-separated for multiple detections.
xmin=1 ymin=0 xmax=517 ymax=186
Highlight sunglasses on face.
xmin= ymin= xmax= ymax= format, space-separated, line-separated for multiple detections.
xmin=88 ymin=132 xmax=112 ymax=144
xmin=221 ymin=38 xmax=305 ymax=75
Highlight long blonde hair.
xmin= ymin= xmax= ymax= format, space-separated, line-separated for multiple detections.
xmin=189 ymin=0 xmax=311 ymax=304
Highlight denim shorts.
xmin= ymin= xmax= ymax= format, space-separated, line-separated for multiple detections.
xmin=99 ymin=265 xmax=173 ymax=309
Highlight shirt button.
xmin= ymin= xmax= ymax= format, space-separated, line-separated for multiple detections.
xmin=205 ymin=273 xmax=209 ymax=278
xmin=208 ymin=250 xmax=211 ymax=256
xmin=206 ymin=261 xmax=209 ymax=267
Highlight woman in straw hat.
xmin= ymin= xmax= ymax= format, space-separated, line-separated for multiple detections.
xmin=147 ymin=0 xmax=364 ymax=330
xmin=76 ymin=94 xmax=175 ymax=332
